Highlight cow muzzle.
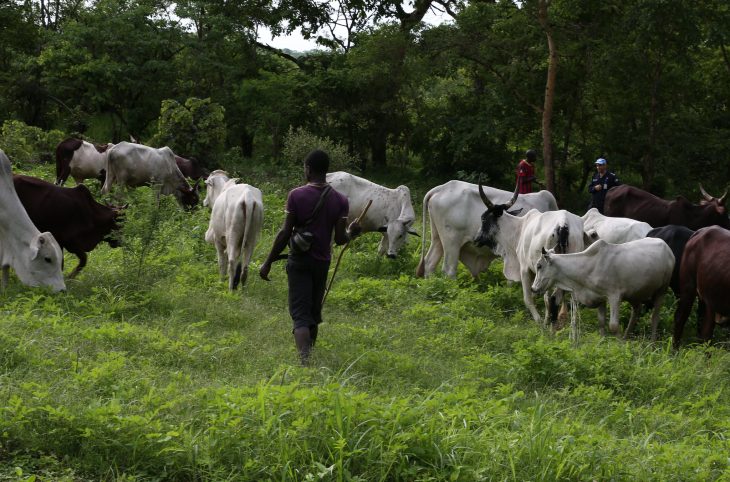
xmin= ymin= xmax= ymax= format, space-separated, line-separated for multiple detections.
xmin=387 ymin=253 xmax=397 ymax=259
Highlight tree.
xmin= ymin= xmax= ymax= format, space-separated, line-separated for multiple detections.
xmin=151 ymin=98 xmax=226 ymax=167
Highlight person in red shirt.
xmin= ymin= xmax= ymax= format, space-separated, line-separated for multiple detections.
xmin=516 ymin=149 xmax=541 ymax=193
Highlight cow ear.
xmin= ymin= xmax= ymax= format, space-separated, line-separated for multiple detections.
xmin=377 ymin=226 xmax=388 ymax=232
xmin=507 ymin=208 xmax=523 ymax=216
xmin=407 ymin=229 xmax=420 ymax=237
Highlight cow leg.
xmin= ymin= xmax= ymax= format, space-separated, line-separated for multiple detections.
xmin=698 ymin=302 xmax=717 ymax=344
xmin=1 ymin=266 xmax=8 ymax=291
xmin=597 ymin=303 xmax=607 ymax=336
xmin=214 ymin=239 xmax=227 ymax=280
xmin=673 ymin=290 xmax=696 ymax=350
xmin=623 ymin=303 xmax=641 ymax=340
xmin=608 ymin=296 xmax=622 ymax=336
xmin=521 ymin=270 xmax=541 ymax=324
xmin=441 ymin=245 xmax=461 ymax=279
xmin=227 ymin=237 xmax=244 ymax=291
xmin=648 ymin=292 xmax=666 ymax=341
xmin=68 ymin=252 xmax=87 ymax=279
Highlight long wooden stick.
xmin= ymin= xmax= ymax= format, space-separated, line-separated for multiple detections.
xmin=322 ymin=199 xmax=372 ymax=306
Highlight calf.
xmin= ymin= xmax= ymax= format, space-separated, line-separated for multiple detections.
xmin=531 ymin=238 xmax=674 ymax=340
xmin=0 ymin=150 xmax=65 ymax=291
xmin=14 ymin=175 xmax=122 ymax=278
xmin=582 ymin=208 xmax=652 ymax=245
xmin=673 ymin=226 xmax=730 ymax=348
xmin=204 ymin=171 xmax=264 ymax=290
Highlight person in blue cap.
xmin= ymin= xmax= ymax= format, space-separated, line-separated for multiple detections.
xmin=588 ymin=157 xmax=620 ymax=213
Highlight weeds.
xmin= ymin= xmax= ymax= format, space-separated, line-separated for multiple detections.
xmin=1 ymin=164 xmax=729 ymax=480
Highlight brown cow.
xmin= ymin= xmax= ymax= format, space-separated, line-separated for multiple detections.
xmin=14 ymin=175 xmax=123 ymax=278
xmin=672 ymin=226 xmax=730 ymax=348
xmin=604 ymin=185 xmax=729 ymax=230
xmin=175 ymin=155 xmax=209 ymax=180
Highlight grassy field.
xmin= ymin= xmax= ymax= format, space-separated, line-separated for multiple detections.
xmin=1 ymin=162 xmax=729 ymax=481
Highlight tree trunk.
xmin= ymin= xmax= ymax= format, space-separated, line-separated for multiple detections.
xmin=370 ymin=126 xmax=387 ymax=168
xmin=642 ymin=63 xmax=662 ymax=191
xmin=538 ymin=0 xmax=557 ymax=194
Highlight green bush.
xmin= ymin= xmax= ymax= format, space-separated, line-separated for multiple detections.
xmin=150 ymin=98 xmax=226 ymax=168
xmin=281 ymin=127 xmax=359 ymax=175
xmin=0 ymin=120 xmax=65 ymax=164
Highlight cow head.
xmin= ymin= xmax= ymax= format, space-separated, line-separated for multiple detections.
xmin=531 ymin=247 xmax=557 ymax=295
xmin=699 ymin=184 xmax=728 ymax=215
xmin=15 ymin=232 xmax=66 ymax=292
xmin=104 ymin=204 xmax=127 ymax=248
xmin=203 ymin=170 xmax=231 ymax=208
xmin=376 ymin=219 xmax=419 ymax=258
xmin=177 ymin=179 xmax=200 ymax=211
xmin=473 ymin=181 xmax=521 ymax=249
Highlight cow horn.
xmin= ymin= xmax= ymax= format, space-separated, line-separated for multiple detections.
xmin=699 ymin=184 xmax=713 ymax=201
xmin=719 ymin=189 xmax=728 ymax=205
xmin=505 ymin=182 xmax=519 ymax=208
xmin=407 ymin=229 xmax=421 ymax=237
xmin=478 ymin=178 xmax=494 ymax=208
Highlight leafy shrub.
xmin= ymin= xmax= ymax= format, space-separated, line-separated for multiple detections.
xmin=281 ymin=127 xmax=359 ymax=175
xmin=150 ymin=98 xmax=226 ymax=169
xmin=0 ymin=120 xmax=65 ymax=164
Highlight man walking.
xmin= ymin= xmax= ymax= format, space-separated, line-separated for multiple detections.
xmin=588 ymin=157 xmax=620 ymax=213
xmin=260 ymin=150 xmax=360 ymax=365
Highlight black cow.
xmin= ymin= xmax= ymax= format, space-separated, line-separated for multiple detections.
xmin=604 ymin=185 xmax=729 ymax=230
xmin=672 ymin=226 xmax=730 ymax=348
xmin=13 ymin=175 xmax=122 ymax=278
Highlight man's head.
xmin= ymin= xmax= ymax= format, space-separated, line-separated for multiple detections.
xmin=526 ymin=149 xmax=537 ymax=163
xmin=595 ymin=158 xmax=607 ymax=174
xmin=304 ymin=149 xmax=330 ymax=180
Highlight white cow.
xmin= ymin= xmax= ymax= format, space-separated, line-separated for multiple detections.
xmin=55 ymin=138 xmax=114 ymax=186
xmin=326 ymin=171 xmax=417 ymax=258
xmin=416 ymin=180 xmax=558 ymax=278
xmin=473 ymin=184 xmax=585 ymax=324
xmin=102 ymin=142 xmax=199 ymax=209
xmin=531 ymin=238 xmax=674 ymax=340
xmin=204 ymin=171 xmax=264 ymax=290
xmin=202 ymin=170 xmax=231 ymax=209
xmin=582 ymin=208 xmax=652 ymax=245
xmin=0 ymin=150 xmax=65 ymax=292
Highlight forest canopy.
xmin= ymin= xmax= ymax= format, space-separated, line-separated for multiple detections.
xmin=1 ymin=0 xmax=729 ymax=206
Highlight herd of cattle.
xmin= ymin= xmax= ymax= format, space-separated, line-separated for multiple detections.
xmin=1 ymin=138 xmax=729 ymax=350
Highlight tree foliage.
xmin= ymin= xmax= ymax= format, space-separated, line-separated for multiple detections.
xmin=0 ymin=0 xmax=729 ymax=206
xmin=151 ymin=98 xmax=226 ymax=167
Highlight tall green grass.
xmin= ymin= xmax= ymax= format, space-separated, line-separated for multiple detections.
xmin=1 ymin=164 xmax=729 ymax=480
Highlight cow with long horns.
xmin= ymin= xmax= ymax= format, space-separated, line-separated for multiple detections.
xmin=473 ymin=183 xmax=586 ymax=325
xmin=604 ymin=184 xmax=729 ymax=230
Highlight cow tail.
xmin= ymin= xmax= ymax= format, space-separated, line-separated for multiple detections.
xmin=242 ymin=198 xmax=261 ymax=261
xmin=415 ymin=189 xmax=431 ymax=277
xmin=55 ymin=146 xmax=69 ymax=185
xmin=556 ymin=225 xmax=569 ymax=254
xmin=101 ymin=154 xmax=114 ymax=194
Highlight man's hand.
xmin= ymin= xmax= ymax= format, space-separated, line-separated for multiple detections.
xmin=259 ymin=261 xmax=272 ymax=281
xmin=347 ymin=220 xmax=362 ymax=239
xmin=594 ymin=184 xmax=602 ymax=191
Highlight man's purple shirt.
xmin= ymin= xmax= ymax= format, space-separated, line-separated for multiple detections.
xmin=286 ymin=184 xmax=349 ymax=261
